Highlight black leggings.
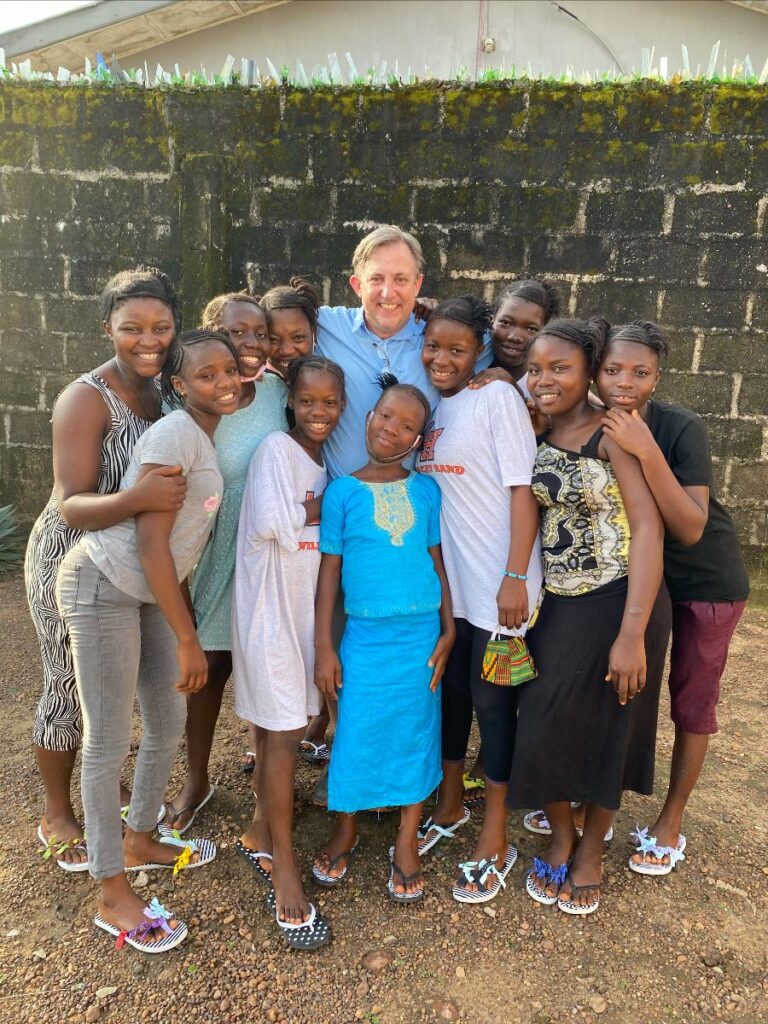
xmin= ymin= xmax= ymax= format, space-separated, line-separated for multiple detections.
xmin=440 ymin=617 xmax=518 ymax=784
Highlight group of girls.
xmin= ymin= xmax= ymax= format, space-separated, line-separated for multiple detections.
xmin=25 ymin=262 xmax=747 ymax=955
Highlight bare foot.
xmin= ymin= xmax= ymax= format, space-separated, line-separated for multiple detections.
xmin=123 ymin=833 xmax=201 ymax=869
xmin=98 ymin=889 xmax=180 ymax=948
xmin=314 ymin=821 xmax=358 ymax=882
xmin=237 ymin=833 xmax=273 ymax=877
xmin=38 ymin=815 xmax=87 ymax=867
xmin=271 ymin=851 xmax=310 ymax=925
xmin=527 ymin=835 xmax=576 ymax=901
xmin=456 ymin=830 xmax=510 ymax=896
xmin=630 ymin=818 xmax=683 ymax=869
xmin=391 ymin=833 xmax=423 ymax=897
xmin=559 ymin=849 xmax=602 ymax=908
xmin=161 ymin=781 xmax=211 ymax=831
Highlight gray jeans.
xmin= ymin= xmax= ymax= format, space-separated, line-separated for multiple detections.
xmin=56 ymin=547 xmax=186 ymax=880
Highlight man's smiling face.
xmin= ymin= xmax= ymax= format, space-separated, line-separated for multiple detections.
xmin=350 ymin=241 xmax=423 ymax=340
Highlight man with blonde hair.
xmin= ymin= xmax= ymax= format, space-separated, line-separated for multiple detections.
xmin=316 ymin=225 xmax=464 ymax=479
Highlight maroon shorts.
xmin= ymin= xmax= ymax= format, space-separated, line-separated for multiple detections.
xmin=668 ymin=600 xmax=746 ymax=734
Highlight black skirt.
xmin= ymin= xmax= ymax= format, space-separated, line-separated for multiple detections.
xmin=508 ymin=578 xmax=671 ymax=811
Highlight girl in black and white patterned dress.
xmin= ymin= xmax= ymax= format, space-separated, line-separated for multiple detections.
xmin=25 ymin=266 xmax=186 ymax=871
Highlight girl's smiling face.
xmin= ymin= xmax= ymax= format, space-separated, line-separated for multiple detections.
xmin=267 ymin=308 xmax=314 ymax=375
xmin=596 ymin=339 xmax=661 ymax=413
xmin=219 ymin=301 xmax=272 ymax=376
xmin=491 ymin=296 xmax=546 ymax=375
xmin=289 ymin=368 xmax=344 ymax=445
xmin=367 ymin=390 xmax=426 ymax=460
xmin=422 ymin=318 xmax=482 ymax=397
xmin=527 ymin=334 xmax=592 ymax=416
xmin=172 ymin=340 xmax=242 ymax=420
xmin=105 ymin=297 xmax=175 ymax=377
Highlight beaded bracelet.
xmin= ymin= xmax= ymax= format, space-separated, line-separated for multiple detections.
xmin=502 ymin=570 xmax=528 ymax=581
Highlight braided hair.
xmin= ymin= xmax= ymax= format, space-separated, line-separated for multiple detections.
xmin=495 ymin=279 xmax=561 ymax=322
xmin=287 ymin=355 xmax=346 ymax=401
xmin=100 ymin=265 xmax=178 ymax=323
xmin=536 ymin=317 xmax=611 ymax=376
xmin=604 ymin=320 xmax=670 ymax=362
xmin=428 ymin=294 xmax=493 ymax=346
xmin=200 ymin=291 xmax=262 ymax=331
xmin=160 ymin=329 xmax=239 ymax=409
xmin=260 ymin=277 xmax=321 ymax=332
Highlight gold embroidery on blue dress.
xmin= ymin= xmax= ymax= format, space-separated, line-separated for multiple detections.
xmin=366 ymin=480 xmax=415 ymax=547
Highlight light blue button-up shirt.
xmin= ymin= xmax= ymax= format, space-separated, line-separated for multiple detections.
xmin=316 ymin=305 xmax=492 ymax=478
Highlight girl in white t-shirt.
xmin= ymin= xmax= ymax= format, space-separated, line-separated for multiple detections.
xmin=416 ymin=295 xmax=541 ymax=905
xmin=56 ymin=330 xmax=242 ymax=953
xmin=231 ymin=356 xmax=345 ymax=950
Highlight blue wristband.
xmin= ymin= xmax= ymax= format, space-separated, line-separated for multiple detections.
xmin=502 ymin=570 xmax=528 ymax=581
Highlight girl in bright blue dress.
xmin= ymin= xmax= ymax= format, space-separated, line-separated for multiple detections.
xmin=312 ymin=377 xmax=455 ymax=903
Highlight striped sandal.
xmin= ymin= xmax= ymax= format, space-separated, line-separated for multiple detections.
xmin=94 ymin=898 xmax=187 ymax=953
xmin=312 ymin=836 xmax=360 ymax=887
xmin=452 ymin=845 xmax=518 ymax=905
xmin=125 ymin=834 xmax=217 ymax=875
xmin=417 ymin=805 xmax=471 ymax=855
xmin=556 ymin=871 xmax=601 ymax=916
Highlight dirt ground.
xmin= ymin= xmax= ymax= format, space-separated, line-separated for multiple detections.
xmin=0 ymin=569 xmax=766 ymax=1024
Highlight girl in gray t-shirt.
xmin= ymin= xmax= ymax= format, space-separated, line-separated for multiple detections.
xmin=56 ymin=330 xmax=241 ymax=954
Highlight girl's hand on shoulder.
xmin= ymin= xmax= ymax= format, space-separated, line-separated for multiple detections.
xmin=315 ymin=647 xmax=342 ymax=699
xmin=133 ymin=465 xmax=187 ymax=513
xmin=413 ymin=297 xmax=438 ymax=322
xmin=526 ymin=399 xmax=550 ymax=436
xmin=176 ymin=636 xmax=208 ymax=693
xmin=605 ymin=632 xmax=646 ymax=705
xmin=601 ymin=408 xmax=655 ymax=461
xmin=496 ymin=576 xmax=529 ymax=631
xmin=468 ymin=366 xmax=513 ymax=390
xmin=427 ymin=626 xmax=456 ymax=691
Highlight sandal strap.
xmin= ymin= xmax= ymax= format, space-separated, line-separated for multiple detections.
xmin=531 ymin=856 xmax=568 ymax=886
xmin=418 ymin=818 xmax=460 ymax=841
xmin=457 ymin=857 xmax=506 ymax=892
xmin=563 ymin=870 xmax=601 ymax=899
xmin=276 ymin=903 xmax=317 ymax=931
xmin=391 ymin=861 xmax=424 ymax=887
xmin=631 ymin=826 xmax=686 ymax=865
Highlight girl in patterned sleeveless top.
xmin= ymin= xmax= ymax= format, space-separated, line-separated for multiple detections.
xmin=509 ymin=317 xmax=669 ymax=916
xmin=26 ymin=267 xmax=186 ymax=873
xmin=312 ymin=378 xmax=455 ymax=904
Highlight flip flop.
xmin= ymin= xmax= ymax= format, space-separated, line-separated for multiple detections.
xmin=234 ymin=841 xmax=273 ymax=886
xmin=299 ymin=741 xmax=330 ymax=764
xmin=386 ymin=846 xmax=425 ymax=903
xmin=241 ymin=751 xmax=257 ymax=775
xmin=157 ymin=783 xmax=215 ymax=836
xmin=452 ymin=845 xmax=518 ymax=905
xmin=525 ymin=856 xmax=570 ymax=906
xmin=94 ymin=898 xmax=187 ymax=953
xmin=36 ymin=825 xmax=89 ymax=873
xmin=628 ymin=827 xmax=686 ymax=876
xmin=556 ymin=871 xmax=601 ymax=916
xmin=125 ymin=834 xmax=217 ymax=874
xmin=417 ymin=804 xmax=471 ymax=855
xmin=522 ymin=810 xmax=614 ymax=842
xmin=312 ymin=836 xmax=360 ymax=887
xmin=265 ymin=889 xmax=332 ymax=950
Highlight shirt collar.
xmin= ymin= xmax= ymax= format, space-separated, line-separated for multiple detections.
xmin=351 ymin=308 xmax=422 ymax=344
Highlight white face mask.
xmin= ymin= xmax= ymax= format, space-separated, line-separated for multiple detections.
xmin=364 ymin=410 xmax=422 ymax=465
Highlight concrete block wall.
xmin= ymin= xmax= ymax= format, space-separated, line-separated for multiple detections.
xmin=1 ymin=81 xmax=766 ymax=577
